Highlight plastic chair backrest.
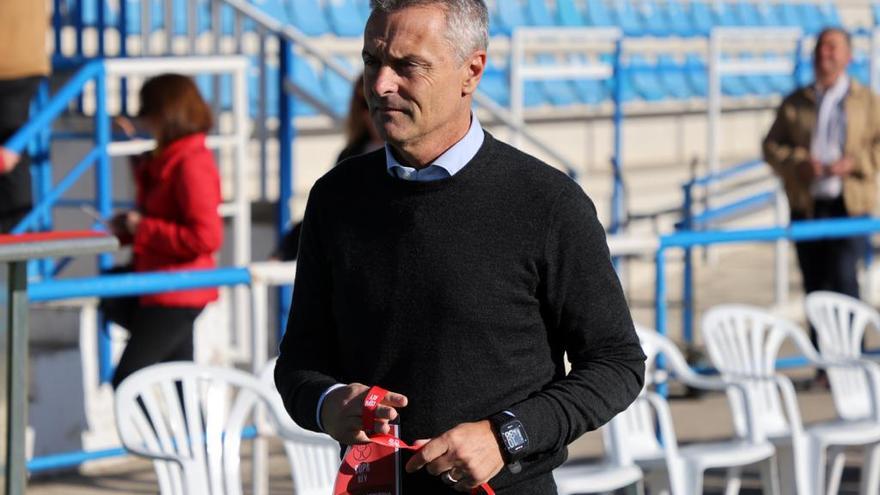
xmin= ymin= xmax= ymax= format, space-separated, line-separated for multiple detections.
xmin=805 ymin=291 xmax=880 ymax=420
xmin=115 ymin=362 xmax=297 ymax=495
xmin=613 ymin=0 xmax=645 ymax=35
xmin=286 ymin=0 xmax=331 ymax=36
xmin=497 ymin=0 xmax=529 ymax=33
xmin=689 ymin=1 xmax=714 ymax=36
xmin=527 ymin=0 xmax=555 ymax=25
xmin=556 ymin=0 xmax=585 ymax=25
xmin=701 ymin=305 xmax=813 ymax=438
xmin=736 ymin=0 xmax=762 ymax=26
xmin=327 ymin=0 xmax=365 ymax=36
xmin=755 ymin=0 xmax=782 ymax=25
xmin=250 ymin=0 xmax=291 ymax=24
xmin=585 ymin=0 xmax=615 ymax=26
xmin=257 ymin=360 xmax=342 ymax=495
xmin=776 ymin=0 xmax=802 ymax=26
xmin=665 ymin=0 xmax=695 ymax=36
xmin=798 ymin=2 xmax=824 ymax=34
xmin=713 ymin=1 xmax=739 ymax=26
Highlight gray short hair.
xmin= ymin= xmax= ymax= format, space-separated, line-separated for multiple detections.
xmin=369 ymin=0 xmax=489 ymax=63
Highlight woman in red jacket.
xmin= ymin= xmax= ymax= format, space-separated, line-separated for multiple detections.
xmin=105 ymin=74 xmax=223 ymax=389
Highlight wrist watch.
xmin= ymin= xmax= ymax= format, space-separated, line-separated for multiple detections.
xmin=489 ymin=410 xmax=529 ymax=474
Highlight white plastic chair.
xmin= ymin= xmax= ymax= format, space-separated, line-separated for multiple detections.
xmin=114 ymin=361 xmax=337 ymax=495
xmin=256 ymin=359 xmax=341 ymax=495
xmin=702 ymin=304 xmax=880 ymax=495
xmin=553 ymin=422 xmax=644 ymax=495
xmin=805 ymin=291 xmax=880 ymax=495
xmin=612 ymin=326 xmax=777 ymax=495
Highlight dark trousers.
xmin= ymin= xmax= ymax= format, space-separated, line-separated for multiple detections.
xmin=0 ymin=76 xmax=40 ymax=232
xmin=102 ymin=295 xmax=202 ymax=389
xmin=793 ymin=197 xmax=863 ymax=346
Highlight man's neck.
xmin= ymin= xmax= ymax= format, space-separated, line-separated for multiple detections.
xmin=388 ymin=114 xmax=472 ymax=169
xmin=816 ymin=71 xmax=845 ymax=91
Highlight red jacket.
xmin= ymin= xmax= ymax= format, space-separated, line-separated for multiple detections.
xmin=132 ymin=133 xmax=223 ymax=308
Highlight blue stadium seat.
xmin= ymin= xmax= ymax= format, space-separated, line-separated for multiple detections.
xmin=713 ymin=2 xmax=739 ymax=26
xmin=479 ymin=66 xmax=511 ymax=106
xmin=322 ymin=59 xmax=355 ymax=117
xmin=612 ymin=0 xmax=646 ymax=36
xmin=602 ymin=53 xmax=637 ymax=102
xmin=755 ymin=0 xmax=782 ymax=25
xmin=536 ymin=55 xmax=579 ymax=106
xmin=720 ymin=54 xmax=750 ymax=97
xmin=286 ymin=0 xmax=331 ymax=36
xmin=735 ymin=0 xmax=762 ymax=26
xmin=684 ymin=53 xmax=708 ymax=97
xmin=737 ymin=52 xmax=774 ymax=96
xmin=496 ymin=0 xmax=529 ymax=34
xmin=122 ymin=0 xmax=162 ymax=34
xmin=74 ymin=0 xmax=119 ymax=27
xmin=850 ymin=55 xmax=871 ymax=86
xmin=585 ymin=0 xmax=615 ymax=26
xmin=657 ymin=54 xmax=693 ymax=99
xmin=568 ymin=54 xmax=611 ymax=104
xmin=776 ymin=1 xmax=802 ymax=27
xmin=250 ymin=0 xmax=291 ymax=25
xmin=327 ymin=0 xmax=366 ymax=37
xmin=665 ymin=0 xmax=696 ymax=36
xmin=556 ymin=0 xmax=586 ymax=26
xmin=764 ymin=53 xmax=796 ymax=94
xmin=689 ymin=1 xmax=715 ymax=36
xmin=291 ymin=56 xmax=333 ymax=116
xmin=356 ymin=0 xmax=372 ymax=22
xmin=798 ymin=2 xmax=825 ymax=35
xmin=818 ymin=1 xmax=842 ymax=26
xmin=195 ymin=73 xmax=233 ymax=111
xmin=640 ymin=0 xmax=672 ymax=36
xmin=873 ymin=3 xmax=880 ymax=25
xmin=527 ymin=0 xmax=555 ymax=25
xmin=628 ymin=55 xmax=665 ymax=101
xmin=795 ymin=55 xmax=814 ymax=86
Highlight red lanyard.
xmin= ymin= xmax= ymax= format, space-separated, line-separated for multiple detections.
xmin=362 ymin=386 xmax=496 ymax=495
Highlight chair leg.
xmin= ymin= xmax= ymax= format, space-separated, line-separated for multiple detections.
xmin=759 ymin=457 xmax=780 ymax=495
xmin=622 ymin=480 xmax=645 ymax=495
xmin=861 ymin=443 xmax=880 ymax=495
xmin=774 ymin=442 xmax=799 ymax=495
xmin=806 ymin=436 xmax=827 ymax=495
xmin=681 ymin=465 xmax=704 ymax=495
xmin=724 ymin=467 xmax=743 ymax=495
xmin=825 ymin=448 xmax=846 ymax=495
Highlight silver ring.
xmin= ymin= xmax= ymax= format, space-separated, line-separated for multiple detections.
xmin=441 ymin=470 xmax=460 ymax=485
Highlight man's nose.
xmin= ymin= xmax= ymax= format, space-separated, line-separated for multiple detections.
xmin=372 ymin=66 xmax=398 ymax=97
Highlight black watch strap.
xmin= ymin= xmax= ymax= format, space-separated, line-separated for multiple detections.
xmin=489 ymin=410 xmax=529 ymax=473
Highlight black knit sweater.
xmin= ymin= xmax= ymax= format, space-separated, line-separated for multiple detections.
xmin=275 ymin=132 xmax=645 ymax=494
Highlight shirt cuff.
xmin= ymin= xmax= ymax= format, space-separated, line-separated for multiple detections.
xmin=316 ymin=383 xmax=346 ymax=432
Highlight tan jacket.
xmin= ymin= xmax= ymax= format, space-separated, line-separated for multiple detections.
xmin=762 ymin=80 xmax=880 ymax=218
xmin=0 ymin=0 xmax=50 ymax=80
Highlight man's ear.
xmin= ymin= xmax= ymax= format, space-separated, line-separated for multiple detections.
xmin=462 ymin=51 xmax=487 ymax=96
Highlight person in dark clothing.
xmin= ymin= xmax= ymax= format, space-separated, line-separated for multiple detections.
xmin=273 ymin=1 xmax=645 ymax=494
xmin=0 ymin=0 xmax=51 ymax=232
xmin=272 ymin=73 xmax=382 ymax=261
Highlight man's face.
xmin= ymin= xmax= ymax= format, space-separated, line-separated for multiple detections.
xmin=814 ymin=31 xmax=852 ymax=83
xmin=362 ymin=6 xmax=472 ymax=149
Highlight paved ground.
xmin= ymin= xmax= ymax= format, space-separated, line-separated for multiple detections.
xmin=26 ymin=241 xmax=880 ymax=493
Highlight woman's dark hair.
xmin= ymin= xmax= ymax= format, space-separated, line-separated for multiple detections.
xmin=138 ymin=74 xmax=213 ymax=147
xmin=345 ymin=73 xmax=371 ymax=145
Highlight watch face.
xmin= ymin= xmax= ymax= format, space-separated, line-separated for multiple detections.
xmin=502 ymin=427 xmax=525 ymax=449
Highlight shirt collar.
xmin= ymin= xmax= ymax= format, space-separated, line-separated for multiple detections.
xmin=385 ymin=114 xmax=485 ymax=179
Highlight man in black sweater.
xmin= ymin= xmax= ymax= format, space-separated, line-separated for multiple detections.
xmin=274 ymin=0 xmax=646 ymax=493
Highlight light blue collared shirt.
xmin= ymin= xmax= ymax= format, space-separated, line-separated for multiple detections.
xmin=385 ymin=114 xmax=485 ymax=181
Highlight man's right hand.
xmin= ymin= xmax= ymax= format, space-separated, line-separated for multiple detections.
xmin=320 ymin=383 xmax=408 ymax=445
xmin=798 ymin=158 xmax=823 ymax=182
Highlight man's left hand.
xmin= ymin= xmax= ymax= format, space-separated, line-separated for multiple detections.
xmin=405 ymin=420 xmax=505 ymax=492
xmin=829 ymin=156 xmax=854 ymax=176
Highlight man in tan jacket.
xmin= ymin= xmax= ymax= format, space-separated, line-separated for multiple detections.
xmin=0 ymin=0 xmax=50 ymax=232
xmin=763 ymin=27 xmax=880 ymax=342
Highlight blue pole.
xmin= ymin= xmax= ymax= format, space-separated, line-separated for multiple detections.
xmin=119 ymin=0 xmax=129 ymax=113
xmin=35 ymin=81 xmax=55 ymax=278
xmin=94 ymin=64 xmax=115 ymax=384
xmin=654 ymin=245 xmax=668 ymax=397
xmin=681 ymin=183 xmax=694 ymax=346
xmin=52 ymin=0 xmax=63 ymax=63
xmin=96 ymin=0 xmax=106 ymax=57
xmin=278 ymin=37 xmax=296 ymax=340
xmin=611 ymin=39 xmax=624 ymax=236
